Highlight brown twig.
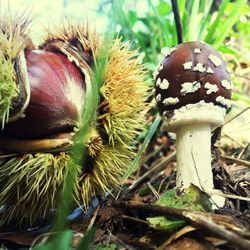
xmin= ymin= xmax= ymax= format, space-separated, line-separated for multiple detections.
xmin=221 ymin=155 xmax=250 ymax=168
xmin=87 ymin=205 xmax=100 ymax=232
xmin=142 ymin=144 xmax=165 ymax=163
xmin=121 ymin=215 xmax=149 ymax=226
xmin=114 ymin=201 xmax=250 ymax=250
xmin=238 ymin=142 xmax=250 ymax=159
xmin=224 ymin=107 xmax=250 ymax=125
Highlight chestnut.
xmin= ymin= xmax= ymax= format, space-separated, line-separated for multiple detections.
xmin=1 ymin=50 xmax=85 ymax=139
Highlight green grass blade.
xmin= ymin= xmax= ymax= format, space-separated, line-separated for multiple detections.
xmin=121 ymin=115 xmax=162 ymax=184
xmin=35 ymin=35 xmax=112 ymax=250
xmin=179 ymin=0 xmax=189 ymax=41
xmin=34 ymin=230 xmax=73 ymax=250
xmin=213 ymin=0 xmax=246 ymax=48
xmin=188 ymin=0 xmax=200 ymax=41
xmin=51 ymin=54 xmax=101 ymax=232
xmin=76 ymin=228 xmax=95 ymax=250
xmin=148 ymin=0 xmax=170 ymax=46
xmin=232 ymin=92 xmax=250 ymax=105
xmin=205 ymin=0 xmax=230 ymax=44
xmin=198 ymin=0 xmax=213 ymax=40
xmin=178 ymin=0 xmax=187 ymax=19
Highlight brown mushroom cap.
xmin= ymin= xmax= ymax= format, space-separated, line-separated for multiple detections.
xmin=154 ymin=42 xmax=232 ymax=116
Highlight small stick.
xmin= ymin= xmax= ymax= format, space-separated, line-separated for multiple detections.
xmin=87 ymin=205 xmax=100 ymax=232
xmin=238 ymin=142 xmax=250 ymax=159
xmin=216 ymin=193 xmax=250 ymax=202
xmin=121 ymin=215 xmax=149 ymax=226
xmin=224 ymin=107 xmax=250 ymax=125
xmin=221 ymin=155 xmax=250 ymax=168
xmin=171 ymin=0 xmax=183 ymax=44
xmin=142 ymin=144 xmax=164 ymax=163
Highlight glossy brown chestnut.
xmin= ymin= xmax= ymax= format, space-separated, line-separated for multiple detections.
xmin=0 ymin=50 xmax=85 ymax=139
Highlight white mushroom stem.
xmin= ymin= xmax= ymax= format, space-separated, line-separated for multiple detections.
xmin=176 ymin=122 xmax=213 ymax=190
xmin=165 ymin=102 xmax=228 ymax=208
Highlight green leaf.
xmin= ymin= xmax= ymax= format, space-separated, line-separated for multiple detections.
xmin=147 ymin=216 xmax=186 ymax=230
xmin=157 ymin=2 xmax=171 ymax=16
xmin=198 ymin=0 xmax=213 ymax=40
xmin=128 ymin=10 xmax=137 ymax=26
xmin=147 ymin=185 xmax=212 ymax=231
xmin=34 ymin=230 xmax=73 ymax=250
xmin=155 ymin=185 xmax=212 ymax=211
xmin=76 ymin=227 xmax=95 ymax=250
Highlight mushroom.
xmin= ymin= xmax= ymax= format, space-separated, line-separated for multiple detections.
xmin=154 ymin=41 xmax=232 ymax=207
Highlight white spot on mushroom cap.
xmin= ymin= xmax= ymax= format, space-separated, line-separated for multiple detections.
xmin=204 ymin=82 xmax=218 ymax=95
xmin=193 ymin=63 xmax=206 ymax=73
xmin=158 ymin=63 xmax=163 ymax=71
xmin=162 ymin=97 xmax=179 ymax=105
xmin=206 ymin=67 xmax=214 ymax=74
xmin=168 ymin=47 xmax=177 ymax=55
xmin=159 ymin=79 xmax=170 ymax=90
xmin=198 ymin=41 xmax=206 ymax=45
xmin=156 ymin=78 xmax=162 ymax=87
xmin=183 ymin=61 xmax=193 ymax=70
xmin=180 ymin=81 xmax=201 ymax=96
xmin=163 ymin=111 xmax=167 ymax=116
xmin=216 ymin=96 xmax=231 ymax=108
xmin=208 ymin=54 xmax=222 ymax=67
xmin=153 ymin=63 xmax=163 ymax=80
xmin=151 ymin=88 xmax=156 ymax=95
xmin=156 ymin=94 xmax=162 ymax=102
xmin=221 ymin=79 xmax=232 ymax=90
xmin=194 ymin=48 xmax=201 ymax=54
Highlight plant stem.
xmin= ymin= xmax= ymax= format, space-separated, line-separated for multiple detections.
xmin=171 ymin=0 xmax=183 ymax=44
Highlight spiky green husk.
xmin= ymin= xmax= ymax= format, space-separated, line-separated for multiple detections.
xmin=40 ymin=20 xmax=101 ymax=79
xmin=0 ymin=12 xmax=29 ymax=127
xmin=0 ymin=23 xmax=150 ymax=225
xmin=78 ymin=143 xmax=133 ymax=208
xmin=0 ymin=153 xmax=71 ymax=225
xmin=99 ymin=39 xmax=149 ymax=147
